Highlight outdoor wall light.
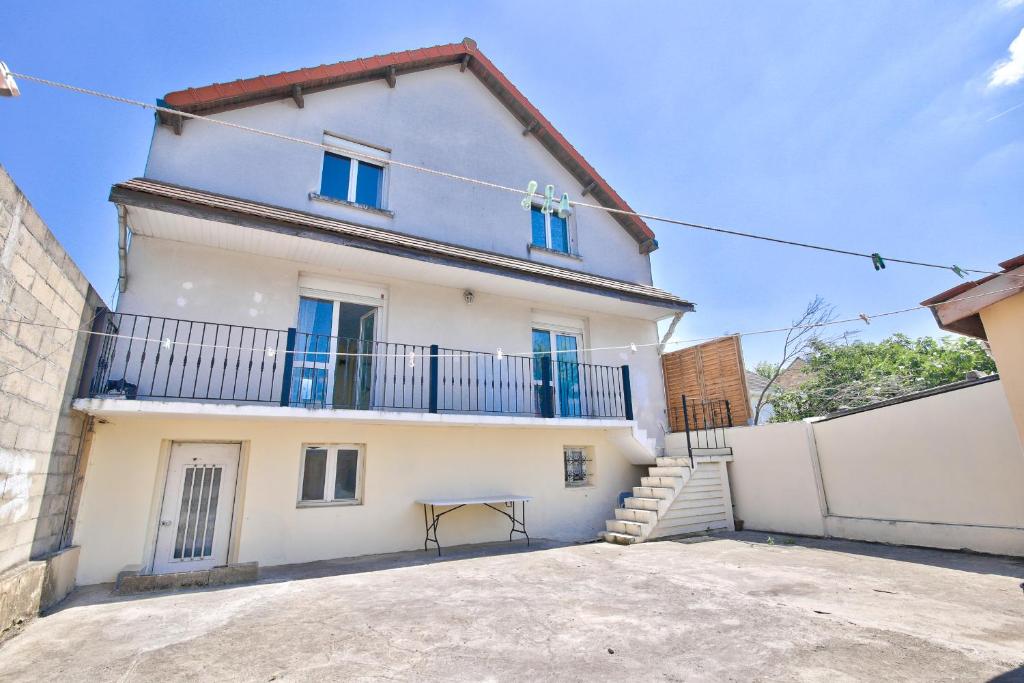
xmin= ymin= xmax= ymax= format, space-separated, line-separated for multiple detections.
xmin=463 ymin=289 xmax=475 ymax=304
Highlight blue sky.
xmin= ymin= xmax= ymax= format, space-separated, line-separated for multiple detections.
xmin=1 ymin=1 xmax=1021 ymax=366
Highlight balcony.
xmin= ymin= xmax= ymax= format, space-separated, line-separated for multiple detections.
xmin=76 ymin=312 xmax=635 ymax=422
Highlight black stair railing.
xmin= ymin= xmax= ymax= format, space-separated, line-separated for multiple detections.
xmin=676 ymin=395 xmax=734 ymax=462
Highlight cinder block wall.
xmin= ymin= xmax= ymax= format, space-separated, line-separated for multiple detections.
xmin=0 ymin=163 xmax=103 ymax=574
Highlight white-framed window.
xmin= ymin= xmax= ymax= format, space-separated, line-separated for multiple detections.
xmin=316 ymin=133 xmax=390 ymax=211
xmin=298 ymin=443 xmax=365 ymax=505
xmin=530 ymin=204 xmax=575 ymax=255
xmin=564 ymin=446 xmax=592 ymax=487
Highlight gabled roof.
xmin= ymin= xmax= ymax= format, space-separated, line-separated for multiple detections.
xmin=920 ymin=253 xmax=1024 ymax=339
xmin=111 ymin=178 xmax=692 ymax=313
xmin=159 ymin=38 xmax=658 ymax=253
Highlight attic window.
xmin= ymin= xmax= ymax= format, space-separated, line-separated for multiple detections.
xmin=317 ymin=133 xmax=390 ymax=212
xmin=320 ymin=153 xmax=384 ymax=209
xmin=531 ymin=206 xmax=572 ymax=254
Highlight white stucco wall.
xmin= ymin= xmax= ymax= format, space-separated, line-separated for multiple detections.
xmin=73 ymin=415 xmax=643 ymax=585
xmin=725 ymin=380 xmax=1024 ymax=555
xmin=144 ymin=65 xmax=652 ymax=285
xmin=725 ymin=421 xmax=826 ymax=537
xmin=116 ymin=236 xmax=668 ymax=438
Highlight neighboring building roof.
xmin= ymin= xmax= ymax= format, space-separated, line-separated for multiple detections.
xmin=920 ymin=254 xmax=1024 ymax=339
xmin=158 ymin=38 xmax=658 ymax=253
xmin=110 ymin=178 xmax=693 ymax=313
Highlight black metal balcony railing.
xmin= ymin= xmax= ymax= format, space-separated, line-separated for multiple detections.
xmin=79 ymin=312 xmax=634 ymax=421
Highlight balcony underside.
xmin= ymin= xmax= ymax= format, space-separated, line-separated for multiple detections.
xmin=72 ymin=397 xmax=635 ymax=429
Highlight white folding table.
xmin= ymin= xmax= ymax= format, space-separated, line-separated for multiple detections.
xmin=415 ymin=495 xmax=532 ymax=556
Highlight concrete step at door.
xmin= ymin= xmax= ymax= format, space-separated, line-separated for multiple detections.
xmin=624 ymin=496 xmax=663 ymax=511
xmin=632 ymin=486 xmax=676 ymax=500
xmin=615 ymin=507 xmax=658 ymax=524
xmin=601 ymin=531 xmax=639 ymax=545
xmin=648 ymin=466 xmax=689 ymax=477
xmin=655 ymin=456 xmax=691 ymax=468
xmin=640 ymin=475 xmax=685 ymax=489
xmin=605 ymin=519 xmax=651 ymax=537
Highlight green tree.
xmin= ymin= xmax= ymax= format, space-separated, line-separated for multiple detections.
xmin=769 ymin=334 xmax=996 ymax=422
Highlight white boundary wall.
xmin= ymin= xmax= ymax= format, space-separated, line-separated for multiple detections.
xmin=726 ymin=379 xmax=1024 ymax=556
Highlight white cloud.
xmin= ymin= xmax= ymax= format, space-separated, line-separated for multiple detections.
xmin=999 ymin=0 xmax=1024 ymax=9
xmin=989 ymin=27 xmax=1024 ymax=88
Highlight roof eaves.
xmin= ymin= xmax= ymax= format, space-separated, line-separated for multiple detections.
xmin=111 ymin=178 xmax=692 ymax=312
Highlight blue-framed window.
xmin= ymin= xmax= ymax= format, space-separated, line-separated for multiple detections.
xmin=320 ymin=152 xmax=385 ymax=209
xmin=530 ymin=207 xmax=571 ymax=254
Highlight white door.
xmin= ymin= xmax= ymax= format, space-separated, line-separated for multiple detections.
xmin=153 ymin=442 xmax=240 ymax=574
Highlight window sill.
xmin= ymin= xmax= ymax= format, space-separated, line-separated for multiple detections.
xmin=309 ymin=192 xmax=394 ymax=218
xmin=296 ymin=499 xmax=363 ymax=508
xmin=565 ymin=483 xmax=594 ymax=490
xmin=528 ymin=243 xmax=582 ymax=261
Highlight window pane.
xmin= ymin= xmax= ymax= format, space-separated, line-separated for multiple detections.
xmin=530 ymin=208 xmax=547 ymax=247
xmin=301 ymin=448 xmax=328 ymax=501
xmin=549 ymin=214 xmax=569 ymax=253
xmin=334 ymin=449 xmax=359 ymax=500
xmin=556 ymin=335 xmax=581 ymax=417
xmin=320 ymin=153 xmax=352 ymax=201
xmin=355 ymin=162 xmax=383 ymax=208
xmin=296 ymin=297 xmax=334 ymax=363
xmin=290 ymin=368 xmax=328 ymax=407
xmin=532 ymin=329 xmax=551 ymax=382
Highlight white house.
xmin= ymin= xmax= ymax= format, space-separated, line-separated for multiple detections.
xmin=70 ymin=39 xmax=729 ymax=586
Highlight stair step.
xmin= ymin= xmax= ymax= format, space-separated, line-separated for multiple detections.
xmin=606 ymin=519 xmax=651 ymax=536
xmin=633 ymin=486 xmax=675 ymax=500
xmin=615 ymin=507 xmax=658 ymax=524
xmin=648 ymin=466 xmax=688 ymax=477
xmin=601 ymin=531 xmax=639 ymax=545
xmin=624 ymin=497 xmax=663 ymax=511
xmin=640 ymin=475 xmax=684 ymax=489
xmin=656 ymin=456 xmax=691 ymax=467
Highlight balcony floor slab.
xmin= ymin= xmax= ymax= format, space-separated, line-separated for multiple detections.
xmin=71 ymin=398 xmax=635 ymax=430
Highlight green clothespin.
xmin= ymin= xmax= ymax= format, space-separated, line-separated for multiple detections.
xmin=520 ymin=181 xmax=538 ymax=210
xmin=870 ymin=253 xmax=886 ymax=271
xmin=557 ymin=193 xmax=571 ymax=219
xmin=541 ymin=184 xmax=555 ymax=214
xmin=951 ymin=265 xmax=966 ymax=279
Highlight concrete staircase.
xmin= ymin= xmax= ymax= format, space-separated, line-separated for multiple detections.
xmin=601 ymin=454 xmax=734 ymax=545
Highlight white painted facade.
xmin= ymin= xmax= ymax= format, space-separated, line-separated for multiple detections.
xmin=145 ymin=65 xmax=653 ymax=284
xmin=71 ymin=57 xmax=689 ymax=583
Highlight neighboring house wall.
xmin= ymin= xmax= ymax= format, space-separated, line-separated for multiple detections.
xmin=0 ymin=165 xmax=103 ymax=629
xmin=74 ymin=417 xmax=642 ymax=584
xmin=726 ymin=379 xmax=1024 ymax=555
xmin=662 ymin=336 xmax=751 ymax=428
xmin=980 ymin=293 xmax=1024 ymax=450
xmin=145 ymin=66 xmax=653 ymax=285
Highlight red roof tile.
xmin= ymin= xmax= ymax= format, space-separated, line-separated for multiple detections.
xmin=160 ymin=39 xmax=657 ymax=249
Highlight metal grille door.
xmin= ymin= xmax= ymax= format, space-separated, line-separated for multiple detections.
xmin=154 ymin=442 xmax=239 ymax=574
xmin=173 ymin=465 xmax=223 ymax=560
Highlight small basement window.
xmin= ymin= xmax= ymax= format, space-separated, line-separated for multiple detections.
xmin=531 ymin=206 xmax=572 ymax=254
xmin=298 ymin=444 xmax=365 ymax=505
xmin=564 ymin=446 xmax=591 ymax=487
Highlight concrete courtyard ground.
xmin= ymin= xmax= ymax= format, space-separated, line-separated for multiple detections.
xmin=0 ymin=532 xmax=1022 ymax=681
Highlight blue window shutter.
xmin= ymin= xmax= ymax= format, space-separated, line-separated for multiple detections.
xmin=320 ymin=153 xmax=351 ymax=200
xmin=530 ymin=208 xmax=546 ymax=247
xmin=549 ymin=214 xmax=569 ymax=253
xmin=355 ymin=162 xmax=383 ymax=208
